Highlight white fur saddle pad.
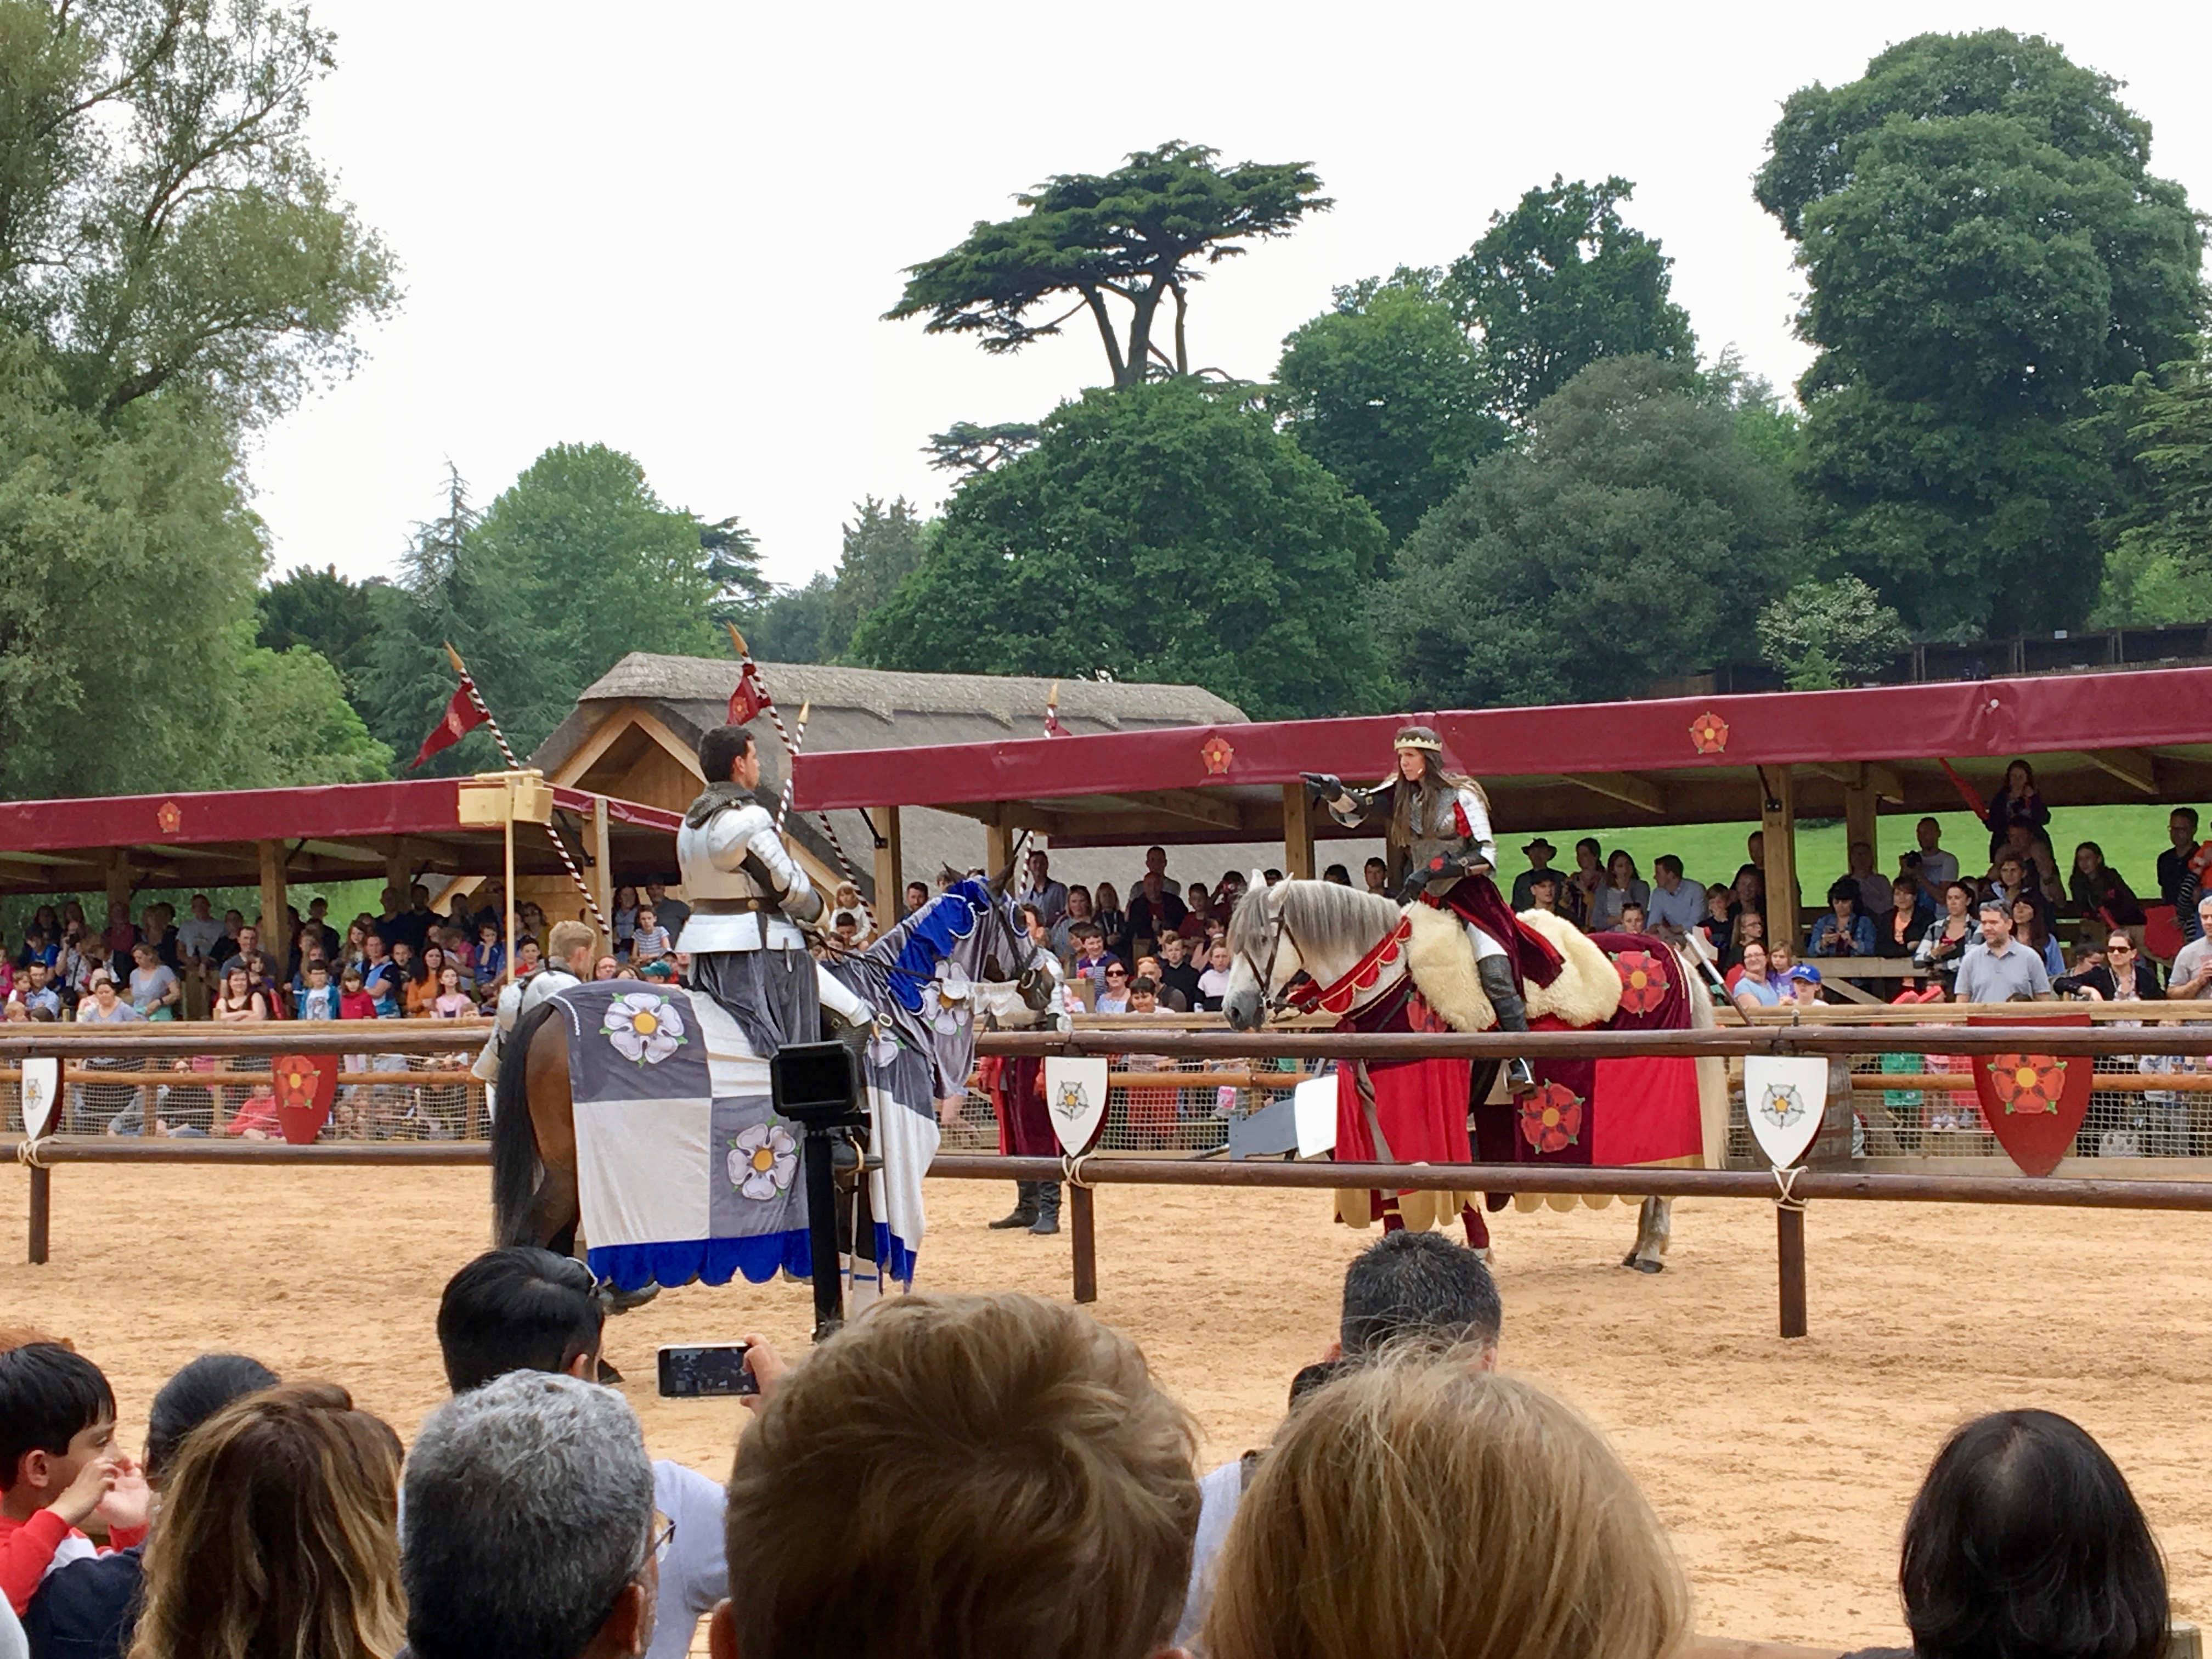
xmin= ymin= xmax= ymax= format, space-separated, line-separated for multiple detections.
xmin=1403 ymin=905 xmax=1623 ymax=1034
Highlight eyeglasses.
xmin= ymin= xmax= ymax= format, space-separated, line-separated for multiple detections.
xmin=648 ymin=1511 xmax=676 ymax=1567
xmin=1104 ymin=967 xmax=1127 ymax=979
xmin=2108 ymin=943 xmax=2135 ymax=955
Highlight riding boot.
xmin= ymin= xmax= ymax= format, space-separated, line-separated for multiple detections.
xmin=1029 ymin=1181 xmax=1062 ymax=1235
xmin=989 ymin=1182 xmax=1039 ymax=1229
xmin=1477 ymin=956 xmax=1537 ymax=1091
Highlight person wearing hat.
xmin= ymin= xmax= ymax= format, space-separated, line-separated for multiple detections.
xmin=1304 ymin=727 xmax=1564 ymax=1087
xmin=1511 ymin=839 xmax=1561 ymax=911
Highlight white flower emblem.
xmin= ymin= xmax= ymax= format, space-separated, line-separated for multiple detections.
xmin=867 ymin=1025 xmax=901 ymax=1070
xmin=1757 ymin=1084 xmax=1807 ymax=1127
xmin=929 ymin=960 xmax=972 ymax=1036
xmin=601 ymin=992 xmax=687 ymax=1066
xmin=727 ymin=1122 xmax=798 ymax=1201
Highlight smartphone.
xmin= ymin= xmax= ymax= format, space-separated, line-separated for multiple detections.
xmin=657 ymin=1342 xmax=757 ymax=1398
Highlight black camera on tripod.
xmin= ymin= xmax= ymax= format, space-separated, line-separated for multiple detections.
xmin=770 ymin=1041 xmax=872 ymax=1340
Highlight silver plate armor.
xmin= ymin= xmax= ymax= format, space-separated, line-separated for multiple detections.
xmin=673 ymin=800 xmax=822 ymax=953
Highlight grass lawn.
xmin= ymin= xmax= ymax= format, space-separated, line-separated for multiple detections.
xmin=1514 ymin=803 xmax=2187 ymax=904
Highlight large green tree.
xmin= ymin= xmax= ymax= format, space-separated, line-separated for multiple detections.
xmin=1446 ymin=177 xmax=1696 ymax=422
xmin=887 ymin=142 xmax=1328 ymax=389
xmin=2092 ymin=343 xmax=2212 ymax=624
xmin=257 ymin=564 xmax=387 ymax=701
xmin=851 ymin=381 xmax=1390 ymax=718
xmin=365 ymin=447 xmax=720 ymax=768
xmin=1378 ymin=356 xmax=1801 ymax=708
xmin=1271 ymin=269 xmax=1508 ymax=543
xmin=1756 ymin=30 xmax=2207 ymax=636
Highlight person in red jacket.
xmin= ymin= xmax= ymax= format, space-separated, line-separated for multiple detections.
xmin=0 ymin=1345 xmax=148 ymax=1614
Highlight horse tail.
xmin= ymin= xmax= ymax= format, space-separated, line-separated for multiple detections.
xmin=491 ymin=1000 xmax=563 ymax=1248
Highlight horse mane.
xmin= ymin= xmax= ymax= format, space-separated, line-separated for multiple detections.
xmin=1226 ymin=879 xmax=1402 ymax=964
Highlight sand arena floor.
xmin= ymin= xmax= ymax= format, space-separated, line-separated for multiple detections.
xmin=2 ymin=1160 xmax=2208 ymax=1649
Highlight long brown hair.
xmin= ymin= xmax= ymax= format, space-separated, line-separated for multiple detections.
xmin=1386 ymin=757 xmax=1491 ymax=854
xmin=1206 ymin=1361 xmax=1690 ymax=1659
xmin=128 ymin=1382 xmax=405 ymax=1659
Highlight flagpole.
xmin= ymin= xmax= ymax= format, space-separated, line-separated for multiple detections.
xmin=726 ymin=624 xmax=874 ymax=930
xmin=443 ymin=644 xmax=611 ymax=939
xmin=775 ymin=702 xmax=812 ymax=836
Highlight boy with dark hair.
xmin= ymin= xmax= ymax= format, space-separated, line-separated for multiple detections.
xmin=0 ymin=1345 xmax=148 ymax=1615
xmin=434 ymin=1248 xmax=730 ymax=1659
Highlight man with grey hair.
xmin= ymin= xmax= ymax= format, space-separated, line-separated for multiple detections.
xmin=402 ymin=1370 xmax=661 ymax=1659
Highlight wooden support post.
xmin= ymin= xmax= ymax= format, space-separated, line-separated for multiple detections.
xmin=256 ymin=840 xmax=290 ymax=974
xmin=27 ymin=1164 xmax=49 ymax=1265
xmin=383 ymin=848 xmax=411 ymax=906
xmin=1759 ymin=766 xmax=1801 ymax=951
xmin=1070 ymin=1183 xmax=1097 ymax=1304
xmin=1844 ymin=769 xmax=1877 ymax=881
xmin=1777 ymin=1205 xmax=1807 ymax=1338
xmin=103 ymin=857 xmax=132 ymax=956
xmin=1280 ymin=783 xmax=1316 ymax=883
xmin=873 ymin=806 xmax=904 ymax=919
xmin=590 ymin=795 xmax=613 ymax=949
xmin=984 ymin=817 xmax=1016 ymax=882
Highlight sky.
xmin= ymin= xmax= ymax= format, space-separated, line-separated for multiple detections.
xmin=250 ymin=1 xmax=2212 ymax=593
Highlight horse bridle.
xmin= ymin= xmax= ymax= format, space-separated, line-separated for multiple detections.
xmin=1234 ymin=887 xmax=1306 ymax=1023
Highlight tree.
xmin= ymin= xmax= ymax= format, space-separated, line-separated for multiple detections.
xmin=257 ymin=565 xmax=386 ymax=701
xmin=1446 ymin=177 xmax=1696 ymax=422
xmin=744 ymin=575 xmax=834 ymax=664
xmin=1756 ymin=30 xmax=2208 ymax=636
xmin=1271 ymin=269 xmax=1508 ymax=543
xmin=887 ymin=142 xmax=1328 ymax=390
xmin=850 ymin=380 xmax=1390 ymax=719
xmin=819 ymin=497 xmax=930 ymax=655
xmin=217 ymin=634 xmax=393 ymax=783
xmin=364 ymin=447 xmax=719 ymax=768
xmin=1755 ymin=577 xmax=1910 ymax=690
xmin=0 ymin=0 xmax=397 ymax=429
xmin=924 ymin=421 xmax=1040 ymax=477
xmin=701 ymin=516 xmax=770 ymax=625
xmin=1379 ymin=356 xmax=1801 ymax=708
xmin=2091 ymin=344 xmax=2212 ymax=624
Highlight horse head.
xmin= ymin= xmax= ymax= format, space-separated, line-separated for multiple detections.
xmin=1222 ymin=881 xmax=1293 ymax=1031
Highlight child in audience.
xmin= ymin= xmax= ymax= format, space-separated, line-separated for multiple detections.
xmin=297 ymin=961 xmax=338 ymax=1022
xmin=629 ymin=907 xmax=672 ymax=966
xmin=0 ymin=1345 xmax=150 ymax=1615
xmin=432 ymin=966 xmax=475 ymax=1018
xmin=1197 ymin=941 xmax=1233 ymax=1012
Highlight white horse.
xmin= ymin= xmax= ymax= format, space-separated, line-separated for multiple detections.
xmin=1221 ymin=878 xmax=1725 ymax=1272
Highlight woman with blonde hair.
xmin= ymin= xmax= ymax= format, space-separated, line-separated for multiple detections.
xmin=1206 ymin=1362 xmax=1689 ymax=1659
xmin=127 ymin=1381 xmax=405 ymax=1659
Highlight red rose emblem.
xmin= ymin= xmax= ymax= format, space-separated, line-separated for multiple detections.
xmin=1987 ymin=1054 xmax=2067 ymax=1115
xmin=273 ymin=1056 xmax=320 ymax=1112
xmin=1200 ymin=735 xmax=1234 ymax=776
xmin=1517 ymin=1082 xmax=1583 ymax=1153
xmin=1612 ymin=949 xmax=1668 ymax=1015
xmin=155 ymin=799 xmax=183 ymax=833
xmin=1690 ymin=712 xmax=1729 ymax=754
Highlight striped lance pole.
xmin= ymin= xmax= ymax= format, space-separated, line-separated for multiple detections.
xmin=726 ymin=624 xmax=874 ymax=929
xmin=774 ymin=701 xmax=811 ymax=835
xmin=443 ymin=644 xmax=611 ymax=938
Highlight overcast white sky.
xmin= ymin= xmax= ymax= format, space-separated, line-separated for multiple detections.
xmin=250 ymin=1 xmax=2212 ymax=593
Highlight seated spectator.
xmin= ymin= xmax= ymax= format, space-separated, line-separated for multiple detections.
xmin=129 ymin=1383 xmax=402 ymax=1659
xmin=1881 ymin=877 xmax=1938 ymax=958
xmin=1068 ymin=924 xmax=1114 ymax=983
xmin=1179 ymin=885 xmax=1213 ymax=940
xmin=1617 ymin=901 xmax=1646 ymax=934
xmin=10 ymin=964 xmax=60 ymax=1020
xmin=0 ymin=1345 xmax=149 ymax=1617
xmin=1126 ymin=869 xmax=1188 ymax=957
xmin=210 ymin=964 xmax=267 ymax=1023
xmin=1847 ymin=1411 xmax=2166 ymax=1659
xmin=1322 ymin=864 xmax=1352 ymax=887
xmin=337 ymin=966 xmax=377 ymax=1021
xmin=1915 ymin=881 xmax=1979 ymax=994
xmin=1697 ymin=884 xmax=1736 ymax=953
xmin=432 ymin=965 xmax=476 ymax=1018
xmin=1954 ymin=902 xmax=2054 ymax=1003
xmin=298 ymin=960 xmax=340 ymax=1021
xmin=1092 ymin=883 xmax=1130 ymax=962
xmin=1180 ymin=1232 xmax=1500 ymax=1647
xmin=2011 ymin=897 xmax=2066 ymax=978
xmin=1203 ymin=1363 xmax=1688 ymax=1659
xmin=903 ymin=880 xmax=930 ymax=917
xmin=126 ymin=943 xmax=179 ymax=1020
xmin=630 ymin=907 xmax=673 ymax=966
xmin=715 ymin=1292 xmax=1198 ymax=1659
xmin=2070 ymin=842 xmax=2146 ymax=927
xmin=1363 ymin=857 xmax=1390 ymax=895
xmin=1525 ymin=868 xmax=1565 ymax=918
xmin=404 ymin=1374 xmax=657 ymax=1659
xmin=1786 ymin=964 xmax=1826 ymax=1006
xmin=1510 ymin=839 xmax=1561 ymax=910
xmin=1049 ymin=886 xmax=1096 ymax=958
xmin=1196 ymin=941 xmax=1233 ymax=1012
xmin=473 ymin=922 xmax=506 ymax=991
xmin=514 ymin=939 xmax=543 ymax=982
xmin=25 ymin=1353 xmax=278 ymax=1659
xmin=75 ymin=972 xmax=142 ymax=1026
xmin=435 ymin=1248 xmax=726 ymax=1659
xmin=2167 ymin=893 xmax=2212 ymax=997
xmin=2158 ymin=808 xmax=2202 ymax=910
xmin=1912 ymin=816 xmax=1960 ymax=899
xmin=1808 ymin=880 xmax=1876 ymax=958
xmin=594 ymin=955 xmax=620 ymax=981
xmin=1644 ymin=855 xmax=1704 ymax=946
xmin=1724 ymin=909 xmax=1765 ymax=970
xmin=1731 ymin=942 xmax=1783 ymax=1012
xmin=1984 ymin=853 xmax=2029 ymax=911
xmin=1588 ymin=850 xmax=1649 ymax=932
xmin=2056 ymin=931 xmax=2164 ymax=1002
xmin=1096 ymin=959 xmax=1132 ymax=1014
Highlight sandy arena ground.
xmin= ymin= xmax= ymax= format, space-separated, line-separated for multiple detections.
xmin=2 ymin=1160 xmax=2208 ymax=1649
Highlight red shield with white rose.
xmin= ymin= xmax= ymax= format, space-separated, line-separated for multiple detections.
xmin=271 ymin=1053 xmax=338 ymax=1145
xmin=1967 ymin=1014 xmax=2092 ymax=1177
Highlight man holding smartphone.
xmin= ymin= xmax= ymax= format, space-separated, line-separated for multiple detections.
xmin=435 ymin=1247 xmax=785 ymax=1659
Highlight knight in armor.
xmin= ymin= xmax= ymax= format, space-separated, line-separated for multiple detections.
xmin=676 ymin=724 xmax=829 ymax=1057
xmin=1304 ymin=726 xmax=1562 ymax=1087
xmin=472 ymin=919 xmax=597 ymax=1085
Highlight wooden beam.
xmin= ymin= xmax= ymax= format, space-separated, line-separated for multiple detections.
xmin=2084 ymin=748 xmax=2159 ymax=794
xmin=1281 ymin=783 xmax=1316 ymax=882
xmin=1844 ymin=777 xmax=1877 ymax=874
xmin=1103 ymin=789 xmax=1244 ymax=832
xmin=104 ymin=857 xmax=133 ymax=947
xmin=256 ymin=840 xmax=290 ymax=971
xmin=984 ymin=821 xmax=1016 ymax=882
xmin=1562 ymin=772 xmax=1668 ymax=814
xmin=1809 ymin=760 xmax=1904 ymax=805
xmin=872 ymin=805 xmax=903 ymax=922
xmin=591 ymin=796 xmax=613 ymax=938
xmin=1759 ymin=766 xmax=1801 ymax=952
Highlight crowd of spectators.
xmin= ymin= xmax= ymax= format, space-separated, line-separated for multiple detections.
xmin=0 ymin=1232 xmax=2175 ymax=1659
xmin=996 ymin=847 xmax=1261 ymax=1014
xmin=0 ymin=879 xmax=702 ymax=1026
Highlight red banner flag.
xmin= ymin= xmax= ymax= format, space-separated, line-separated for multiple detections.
xmin=728 ymin=659 xmax=773 ymax=725
xmin=411 ymin=682 xmax=487 ymax=770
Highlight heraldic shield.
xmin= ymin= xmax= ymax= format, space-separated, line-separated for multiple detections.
xmin=1968 ymin=1013 xmax=2093 ymax=1178
xmin=271 ymin=1053 xmax=340 ymax=1145
xmin=19 ymin=1057 xmax=59 ymax=1139
xmin=1741 ymin=1055 xmax=1829 ymax=1170
xmin=1043 ymin=1057 xmax=1109 ymax=1156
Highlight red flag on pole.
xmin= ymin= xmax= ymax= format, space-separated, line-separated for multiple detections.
xmin=411 ymin=682 xmax=488 ymax=770
xmin=1937 ymin=759 xmax=1989 ymax=823
xmin=1043 ymin=681 xmax=1067 ymax=737
xmin=728 ymin=658 xmax=773 ymax=725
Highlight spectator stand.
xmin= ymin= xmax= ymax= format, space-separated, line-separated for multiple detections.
xmin=792 ymin=663 xmax=2212 ymax=957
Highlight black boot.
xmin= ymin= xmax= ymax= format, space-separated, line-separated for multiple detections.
xmin=989 ymin=1182 xmax=1039 ymax=1229
xmin=1030 ymin=1181 xmax=1063 ymax=1236
xmin=1478 ymin=957 xmax=1536 ymax=1090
